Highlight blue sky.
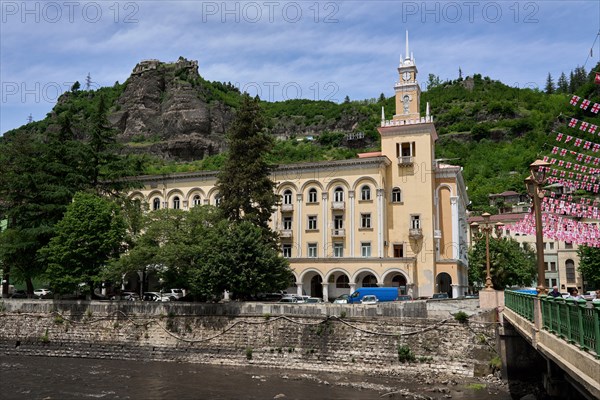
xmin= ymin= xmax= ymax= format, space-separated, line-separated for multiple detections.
xmin=1 ymin=1 xmax=599 ymax=134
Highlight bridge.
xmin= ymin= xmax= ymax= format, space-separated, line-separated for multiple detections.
xmin=500 ymin=291 xmax=600 ymax=400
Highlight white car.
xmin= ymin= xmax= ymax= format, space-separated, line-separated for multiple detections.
xmin=360 ymin=295 xmax=379 ymax=305
xmin=34 ymin=289 xmax=52 ymax=298
xmin=333 ymin=294 xmax=349 ymax=304
xmin=278 ymin=296 xmax=298 ymax=303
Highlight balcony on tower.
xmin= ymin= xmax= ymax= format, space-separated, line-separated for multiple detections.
xmin=397 ymin=156 xmax=414 ymax=166
xmin=409 ymin=228 xmax=423 ymax=240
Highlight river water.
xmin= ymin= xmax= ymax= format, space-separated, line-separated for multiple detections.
xmin=0 ymin=356 xmax=515 ymax=400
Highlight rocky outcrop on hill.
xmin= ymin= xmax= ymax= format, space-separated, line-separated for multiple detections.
xmin=108 ymin=58 xmax=234 ymax=161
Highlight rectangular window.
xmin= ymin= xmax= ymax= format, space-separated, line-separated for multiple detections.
xmin=393 ymin=244 xmax=404 ymax=258
xmin=282 ymin=244 xmax=292 ymax=258
xmin=308 ymin=190 xmax=318 ymax=203
xmin=360 ymin=213 xmax=371 ymax=229
xmin=361 ymin=242 xmax=371 ymax=257
xmin=549 ymin=242 xmax=554 ymax=250
xmin=307 ymin=243 xmax=317 ymax=258
xmin=283 ymin=216 xmax=292 ymax=230
xmin=333 ymin=243 xmax=343 ymax=257
xmin=550 ymin=262 xmax=556 ymax=271
xmin=410 ymin=215 xmax=421 ymax=229
xmin=307 ymin=215 xmax=317 ymax=230
xmin=565 ymin=242 xmax=573 ymax=249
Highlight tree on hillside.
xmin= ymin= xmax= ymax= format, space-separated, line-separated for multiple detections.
xmin=577 ymin=245 xmax=600 ymax=289
xmin=545 ymin=73 xmax=555 ymax=94
xmin=216 ymin=94 xmax=278 ymax=233
xmin=42 ymin=192 xmax=126 ymax=295
xmin=557 ymin=72 xmax=569 ymax=93
xmin=468 ymin=237 xmax=536 ymax=289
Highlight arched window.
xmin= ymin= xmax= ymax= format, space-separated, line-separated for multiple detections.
xmin=392 ymin=187 xmax=402 ymax=203
xmin=192 ymin=195 xmax=201 ymax=207
xmin=308 ymin=188 xmax=318 ymax=203
xmin=336 ymin=275 xmax=350 ymax=289
xmin=566 ymin=259 xmax=576 ymax=282
xmin=215 ymin=194 xmax=222 ymax=206
xmin=334 ymin=187 xmax=344 ymax=202
xmin=361 ymin=185 xmax=371 ymax=201
xmin=362 ymin=274 xmax=378 ymax=287
xmin=283 ymin=189 xmax=292 ymax=205
xmin=153 ymin=198 xmax=161 ymax=210
xmin=173 ymin=196 xmax=180 ymax=210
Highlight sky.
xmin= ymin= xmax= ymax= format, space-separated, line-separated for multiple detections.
xmin=1 ymin=0 xmax=599 ymax=134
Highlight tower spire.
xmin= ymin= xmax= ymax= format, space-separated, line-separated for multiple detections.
xmin=405 ymin=30 xmax=410 ymax=61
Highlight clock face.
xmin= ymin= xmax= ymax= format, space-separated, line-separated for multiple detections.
xmin=402 ymin=72 xmax=411 ymax=81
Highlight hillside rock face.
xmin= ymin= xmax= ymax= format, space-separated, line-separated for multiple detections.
xmin=109 ymin=58 xmax=234 ymax=161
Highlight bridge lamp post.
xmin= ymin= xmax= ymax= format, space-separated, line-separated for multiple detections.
xmin=470 ymin=213 xmax=504 ymax=290
xmin=525 ymin=159 xmax=551 ymax=296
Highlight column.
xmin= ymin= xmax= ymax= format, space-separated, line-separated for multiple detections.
xmin=321 ymin=283 xmax=329 ymax=302
xmin=377 ymin=189 xmax=385 ymax=258
xmin=349 ymin=283 xmax=356 ymax=294
xmin=348 ymin=190 xmax=355 ymax=257
xmin=450 ymin=196 xmax=459 ymax=259
xmin=451 ymin=284 xmax=459 ymax=299
xmin=296 ymin=193 xmax=303 ymax=257
xmin=296 ymin=282 xmax=303 ymax=297
xmin=322 ymin=192 xmax=328 ymax=254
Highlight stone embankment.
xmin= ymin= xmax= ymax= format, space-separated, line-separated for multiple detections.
xmin=0 ymin=299 xmax=498 ymax=378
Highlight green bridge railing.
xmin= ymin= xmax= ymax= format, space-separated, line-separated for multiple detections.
xmin=505 ymin=290 xmax=600 ymax=359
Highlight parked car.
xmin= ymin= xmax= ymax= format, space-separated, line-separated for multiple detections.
xmin=360 ymin=295 xmax=379 ymax=305
xmin=397 ymin=295 xmax=412 ymax=301
xmin=304 ymin=297 xmax=323 ymax=303
xmin=34 ymin=289 xmax=52 ymax=298
xmin=333 ymin=294 xmax=349 ymax=304
xmin=121 ymin=292 xmax=139 ymax=301
xmin=164 ymin=288 xmax=184 ymax=300
xmin=142 ymin=292 xmax=171 ymax=302
xmin=278 ymin=296 xmax=298 ymax=303
xmin=11 ymin=290 xmax=27 ymax=299
xmin=431 ymin=293 xmax=449 ymax=300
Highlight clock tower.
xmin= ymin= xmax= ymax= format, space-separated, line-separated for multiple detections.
xmin=393 ymin=31 xmax=421 ymax=122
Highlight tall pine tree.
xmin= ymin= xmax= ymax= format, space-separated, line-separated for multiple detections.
xmin=216 ymin=95 xmax=278 ymax=235
xmin=545 ymin=73 xmax=555 ymax=94
xmin=557 ymin=72 xmax=569 ymax=93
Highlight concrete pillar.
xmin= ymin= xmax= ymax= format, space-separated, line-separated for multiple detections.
xmin=349 ymin=283 xmax=356 ymax=294
xmin=296 ymin=282 xmax=303 ymax=297
xmin=377 ymin=189 xmax=385 ymax=257
xmin=321 ymin=283 xmax=329 ymax=302
xmin=349 ymin=190 xmax=355 ymax=257
xmin=296 ymin=193 xmax=303 ymax=257
xmin=451 ymin=284 xmax=460 ymax=298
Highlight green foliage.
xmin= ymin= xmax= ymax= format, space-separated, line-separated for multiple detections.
xmin=397 ymin=344 xmax=415 ymax=363
xmin=43 ymin=192 xmax=126 ymax=294
xmin=245 ymin=347 xmax=253 ymax=360
xmin=468 ymin=237 xmax=536 ymax=289
xmin=41 ymin=328 xmax=49 ymax=343
xmin=577 ymin=246 xmax=600 ymax=289
xmin=216 ymin=95 xmax=278 ymax=233
xmin=466 ymin=383 xmax=486 ymax=391
xmin=489 ymin=355 xmax=502 ymax=371
xmin=453 ymin=311 xmax=469 ymax=323
xmin=110 ymin=205 xmax=293 ymax=300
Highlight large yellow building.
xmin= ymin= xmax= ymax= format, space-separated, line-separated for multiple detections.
xmin=128 ymin=36 xmax=470 ymax=300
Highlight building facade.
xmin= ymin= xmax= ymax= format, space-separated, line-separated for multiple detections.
xmin=127 ymin=37 xmax=470 ymax=300
xmin=469 ymin=191 xmax=584 ymax=293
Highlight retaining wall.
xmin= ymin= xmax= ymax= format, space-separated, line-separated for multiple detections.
xmin=0 ymin=299 xmax=497 ymax=377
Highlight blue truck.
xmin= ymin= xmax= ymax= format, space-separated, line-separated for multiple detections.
xmin=347 ymin=287 xmax=399 ymax=304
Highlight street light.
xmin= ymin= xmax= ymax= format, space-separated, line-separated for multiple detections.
xmin=470 ymin=213 xmax=504 ymax=290
xmin=525 ymin=159 xmax=551 ymax=295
